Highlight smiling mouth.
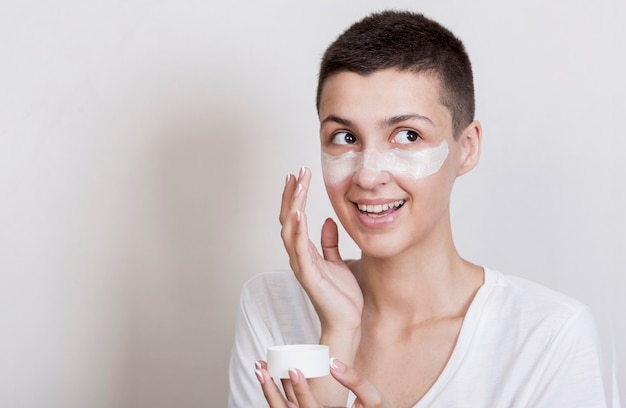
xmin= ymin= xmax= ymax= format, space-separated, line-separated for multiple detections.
xmin=355 ymin=200 xmax=405 ymax=218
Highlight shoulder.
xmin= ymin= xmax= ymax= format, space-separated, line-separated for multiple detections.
xmin=238 ymin=271 xmax=316 ymax=322
xmin=483 ymin=269 xmax=600 ymax=342
xmin=487 ymin=268 xmax=588 ymax=316
xmin=229 ymin=272 xmax=318 ymax=406
xmin=479 ymin=270 xmax=605 ymax=395
xmin=240 ymin=270 xmax=305 ymax=302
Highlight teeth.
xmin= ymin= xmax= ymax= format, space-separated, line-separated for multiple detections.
xmin=357 ymin=200 xmax=405 ymax=213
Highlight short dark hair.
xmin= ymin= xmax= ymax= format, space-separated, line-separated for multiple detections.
xmin=317 ymin=10 xmax=475 ymax=138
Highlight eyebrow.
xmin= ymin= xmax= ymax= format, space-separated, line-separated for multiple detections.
xmin=320 ymin=114 xmax=354 ymax=128
xmin=379 ymin=113 xmax=434 ymax=127
xmin=320 ymin=113 xmax=434 ymax=129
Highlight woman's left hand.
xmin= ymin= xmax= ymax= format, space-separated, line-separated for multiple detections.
xmin=255 ymin=358 xmax=391 ymax=408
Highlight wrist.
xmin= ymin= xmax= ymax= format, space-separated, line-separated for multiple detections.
xmin=309 ymin=329 xmax=360 ymax=407
xmin=320 ymin=328 xmax=361 ymax=364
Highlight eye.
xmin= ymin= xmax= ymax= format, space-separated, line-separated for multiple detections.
xmin=332 ymin=131 xmax=358 ymax=145
xmin=393 ymin=129 xmax=421 ymax=144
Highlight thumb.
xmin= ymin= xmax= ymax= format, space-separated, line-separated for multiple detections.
xmin=320 ymin=218 xmax=342 ymax=263
xmin=330 ymin=358 xmax=389 ymax=408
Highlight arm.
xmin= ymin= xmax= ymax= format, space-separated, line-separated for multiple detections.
xmin=279 ymin=168 xmax=363 ymax=406
xmin=228 ymin=284 xmax=271 ymax=408
xmin=228 ymin=272 xmax=322 ymax=407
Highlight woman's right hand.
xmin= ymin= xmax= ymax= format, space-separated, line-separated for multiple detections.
xmin=280 ymin=167 xmax=364 ymax=337
xmin=255 ymin=358 xmax=391 ymax=408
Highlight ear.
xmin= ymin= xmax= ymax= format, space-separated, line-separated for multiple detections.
xmin=456 ymin=120 xmax=482 ymax=177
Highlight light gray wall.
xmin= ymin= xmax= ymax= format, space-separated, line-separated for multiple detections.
xmin=0 ymin=1 xmax=623 ymax=407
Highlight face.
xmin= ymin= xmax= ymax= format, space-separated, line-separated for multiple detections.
xmin=318 ymin=69 xmax=480 ymax=259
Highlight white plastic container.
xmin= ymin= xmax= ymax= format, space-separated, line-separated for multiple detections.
xmin=266 ymin=344 xmax=330 ymax=379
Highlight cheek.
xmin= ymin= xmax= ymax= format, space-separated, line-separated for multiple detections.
xmin=321 ymin=152 xmax=360 ymax=185
xmin=388 ymin=141 xmax=449 ymax=181
xmin=401 ymin=159 xmax=456 ymax=206
xmin=324 ymin=180 xmax=346 ymax=203
xmin=323 ymin=181 xmax=354 ymax=220
xmin=320 ymin=141 xmax=449 ymax=184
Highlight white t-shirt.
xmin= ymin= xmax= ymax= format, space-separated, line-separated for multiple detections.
xmin=228 ymin=268 xmax=607 ymax=407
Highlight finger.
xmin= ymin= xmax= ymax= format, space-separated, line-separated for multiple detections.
xmin=280 ymin=177 xmax=300 ymax=268
xmin=279 ymin=173 xmax=296 ymax=226
xmin=330 ymin=358 xmax=388 ymax=407
xmin=281 ymin=378 xmax=297 ymax=404
xmin=320 ymin=218 xmax=342 ymax=263
xmin=293 ymin=166 xmax=312 ymax=215
xmin=280 ymin=166 xmax=310 ymax=226
xmin=288 ymin=368 xmax=321 ymax=407
xmin=292 ymin=209 xmax=318 ymax=283
xmin=280 ymin=168 xmax=311 ymax=260
xmin=255 ymin=367 xmax=291 ymax=408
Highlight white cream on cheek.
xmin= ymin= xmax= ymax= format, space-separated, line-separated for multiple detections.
xmin=321 ymin=141 xmax=449 ymax=184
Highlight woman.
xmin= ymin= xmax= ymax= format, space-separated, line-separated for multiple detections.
xmin=229 ymin=10 xmax=607 ymax=408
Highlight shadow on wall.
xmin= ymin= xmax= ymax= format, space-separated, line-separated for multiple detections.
xmin=114 ymin=88 xmax=248 ymax=407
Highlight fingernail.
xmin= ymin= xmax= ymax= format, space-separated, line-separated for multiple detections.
xmin=288 ymin=368 xmax=300 ymax=384
xmin=298 ymin=166 xmax=306 ymax=179
xmin=285 ymin=173 xmax=291 ymax=186
xmin=294 ymin=183 xmax=303 ymax=197
xmin=255 ymin=361 xmax=262 ymax=370
xmin=255 ymin=369 xmax=265 ymax=385
xmin=330 ymin=357 xmax=346 ymax=374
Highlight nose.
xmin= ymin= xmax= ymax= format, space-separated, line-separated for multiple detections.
xmin=353 ymin=149 xmax=392 ymax=189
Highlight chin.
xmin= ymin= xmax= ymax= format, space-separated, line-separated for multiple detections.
xmin=352 ymin=235 xmax=408 ymax=260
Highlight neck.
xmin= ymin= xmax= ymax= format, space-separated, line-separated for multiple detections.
xmin=354 ymin=241 xmax=483 ymax=326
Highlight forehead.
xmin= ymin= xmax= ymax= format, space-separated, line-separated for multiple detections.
xmin=318 ymin=69 xmax=452 ymax=128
